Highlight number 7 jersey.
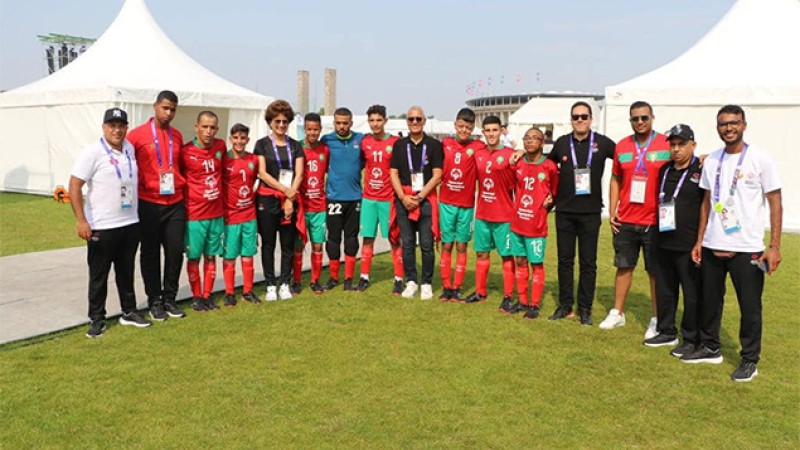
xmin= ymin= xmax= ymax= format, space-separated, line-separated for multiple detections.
xmin=361 ymin=134 xmax=398 ymax=201
xmin=222 ymin=151 xmax=258 ymax=225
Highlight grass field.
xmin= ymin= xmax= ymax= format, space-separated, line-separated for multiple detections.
xmin=0 ymin=192 xmax=81 ymax=256
xmin=1 ymin=193 xmax=798 ymax=447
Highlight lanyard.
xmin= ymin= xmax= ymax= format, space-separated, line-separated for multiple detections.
xmin=100 ymin=137 xmax=132 ymax=181
xmin=150 ymin=119 xmax=174 ymax=169
xmin=569 ymin=131 xmax=595 ymax=168
xmin=633 ymin=131 xmax=656 ymax=175
xmin=713 ymin=144 xmax=749 ymax=204
xmin=270 ymin=135 xmax=294 ymax=171
xmin=658 ymin=157 xmax=696 ymax=204
xmin=406 ymin=143 xmax=427 ymax=172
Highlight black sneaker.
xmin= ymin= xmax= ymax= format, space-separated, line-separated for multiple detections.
xmin=242 ymin=291 xmax=261 ymax=304
xmin=643 ymin=333 xmax=679 ymax=348
xmin=224 ymin=294 xmax=237 ymax=307
xmin=192 ymin=297 xmax=208 ymax=313
xmin=438 ymin=288 xmax=452 ymax=302
xmin=323 ymin=278 xmax=339 ymax=291
xmin=343 ymin=278 xmax=356 ymax=291
xmin=86 ymin=320 xmax=106 ymax=338
xmin=357 ymin=278 xmax=371 ymax=292
xmin=204 ymin=298 xmax=220 ymax=311
xmin=449 ymin=288 xmax=463 ymax=303
xmin=463 ymin=292 xmax=487 ymax=304
xmin=680 ymin=345 xmax=723 ymax=364
xmin=164 ymin=301 xmax=186 ymax=318
xmin=524 ymin=305 xmax=541 ymax=320
xmin=310 ymin=281 xmax=324 ymax=295
xmin=392 ymin=279 xmax=404 ymax=296
xmin=731 ymin=360 xmax=759 ymax=382
xmin=509 ymin=302 xmax=530 ymax=315
xmin=149 ymin=304 xmax=168 ymax=322
xmin=548 ymin=307 xmax=573 ymax=320
xmin=578 ymin=307 xmax=593 ymax=326
xmin=670 ymin=342 xmax=695 ymax=358
xmin=119 ymin=312 xmax=152 ymax=328
xmin=290 ymin=281 xmax=302 ymax=296
xmin=499 ymin=296 xmax=514 ymax=314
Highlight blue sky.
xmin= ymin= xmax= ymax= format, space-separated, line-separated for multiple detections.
xmin=0 ymin=0 xmax=735 ymax=117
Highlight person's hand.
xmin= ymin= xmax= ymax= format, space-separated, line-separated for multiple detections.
xmin=284 ymin=187 xmax=297 ymax=200
xmin=691 ymin=242 xmax=703 ymax=266
xmin=402 ymin=195 xmax=418 ymax=211
xmin=77 ymin=220 xmax=92 ymax=241
xmin=283 ymin=199 xmax=294 ymax=217
xmin=609 ymin=213 xmax=622 ymax=234
xmin=698 ymin=154 xmax=708 ymax=167
xmin=543 ymin=194 xmax=554 ymax=210
xmin=509 ymin=150 xmax=524 ymax=165
xmin=759 ymin=247 xmax=782 ymax=274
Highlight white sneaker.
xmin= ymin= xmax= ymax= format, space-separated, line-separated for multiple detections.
xmin=265 ymin=286 xmax=277 ymax=302
xmin=401 ymin=281 xmax=418 ymax=298
xmin=278 ymin=284 xmax=292 ymax=300
xmin=420 ymin=284 xmax=433 ymax=300
xmin=599 ymin=308 xmax=626 ymax=329
xmin=644 ymin=316 xmax=658 ymax=340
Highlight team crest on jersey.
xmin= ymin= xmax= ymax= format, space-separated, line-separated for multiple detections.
xmin=466 ymin=148 xmax=474 ymax=156
xmin=538 ymin=172 xmax=546 ymax=181
xmin=386 ymin=145 xmax=393 ymax=153
xmin=215 ymin=151 xmax=222 ymax=160
xmin=319 ymin=154 xmax=325 ymax=161
xmin=496 ymin=156 xmax=504 ymax=164
xmin=248 ymin=162 xmax=255 ymax=170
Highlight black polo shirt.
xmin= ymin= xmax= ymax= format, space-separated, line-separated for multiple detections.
xmin=655 ymin=158 xmax=704 ymax=252
xmin=390 ymin=134 xmax=443 ymax=186
xmin=253 ymin=136 xmax=304 ymax=179
xmin=547 ymin=132 xmax=616 ymax=214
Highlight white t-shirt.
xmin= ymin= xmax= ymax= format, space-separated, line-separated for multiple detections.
xmin=699 ymin=144 xmax=781 ymax=252
xmin=71 ymin=138 xmax=139 ymax=230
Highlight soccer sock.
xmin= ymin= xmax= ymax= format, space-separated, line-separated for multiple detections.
xmin=392 ymin=245 xmax=404 ymax=280
xmin=311 ymin=251 xmax=323 ymax=283
xmin=329 ymin=259 xmax=341 ymax=281
xmin=241 ymin=257 xmax=254 ymax=293
xmin=345 ymin=255 xmax=357 ymax=280
xmin=187 ymin=259 xmax=202 ymax=298
xmin=202 ymin=258 xmax=216 ymax=299
xmin=475 ymin=258 xmax=490 ymax=296
xmin=292 ymin=251 xmax=303 ymax=284
xmin=439 ymin=250 xmax=452 ymax=289
xmin=502 ymin=259 xmax=515 ymax=298
xmin=454 ymin=251 xmax=467 ymax=288
xmin=531 ymin=264 xmax=545 ymax=307
xmin=516 ymin=264 xmax=530 ymax=306
xmin=360 ymin=246 xmax=374 ymax=279
xmin=223 ymin=259 xmax=236 ymax=295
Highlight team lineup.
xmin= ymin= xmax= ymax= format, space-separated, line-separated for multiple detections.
xmin=69 ymin=91 xmax=783 ymax=383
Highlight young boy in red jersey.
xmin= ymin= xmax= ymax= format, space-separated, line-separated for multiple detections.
xmin=292 ymin=113 xmax=330 ymax=294
xmin=181 ymin=111 xmax=227 ymax=312
xmin=221 ymin=123 xmax=259 ymax=306
xmin=359 ymin=104 xmax=403 ymax=293
xmin=508 ymin=128 xmax=559 ymax=318
xmin=438 ymin=108 xmax=483 ymax=302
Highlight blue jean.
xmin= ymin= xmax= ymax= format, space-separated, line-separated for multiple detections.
xmin=395 ymin=198 xmax=434 ymax=284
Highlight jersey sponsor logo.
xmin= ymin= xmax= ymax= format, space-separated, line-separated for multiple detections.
xmin=521 ymin=194 xmax=533 ymax=208
xmin=371 ymin=167 xmax=382 ymax=179
xmin=450 ymin=168 xmax=462 ymax=180
xmin=309 ymin=176 xmax=319 ymax=188
xmin=205 ymin=175 xmax=217 ymax=189
xmin=483 ymin=178 xmax=494 ymax=190
xmin=239 ymin=185 xmax=250 ymax=198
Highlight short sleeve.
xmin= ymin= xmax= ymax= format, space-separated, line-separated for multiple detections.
xmin=390 ymin=140 xmax=404 ymax=170
xmin=759 ymin=152 xmax=782 ymax=194
xmin=429 ymin=140 xmax=444 ymax=169
xmin=71 ymin=145 xmax=98 ymax=181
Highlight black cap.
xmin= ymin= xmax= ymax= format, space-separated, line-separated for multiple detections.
xmin=666 ymin=123 xmax=694 ymax=141
xmin=103 ymin=107 xmax=128 ymax=124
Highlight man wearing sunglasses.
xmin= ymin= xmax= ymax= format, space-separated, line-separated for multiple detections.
xmin=600 ymin=101 xmax=670 ymax=335
xmin=545 ymin=102 xmax=616 ymax=325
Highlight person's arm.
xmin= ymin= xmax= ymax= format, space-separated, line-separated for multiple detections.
xmin=691 ymin=190 xmax=711 ymax=266
xmin=68 ymin=176 xmax=91 ymax=241
xmin=257 ymin=154 xmax=287 ymax=193
xmin=391 ymin=168 xmax=416 ymax=210
xmin=759 ymin=189 xmax=782 ymax=274
xmin=417 ymin=168 xmax=442 ymax=201
xmin=284 ymin=144 xmax=304 ymax=200
xmin=608 ymin=175 xmax=621 ymax=233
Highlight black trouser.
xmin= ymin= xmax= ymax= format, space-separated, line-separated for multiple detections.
xmin=555 ymin=212 xmax=601 ymax=310
xmin=138 ymin=199 xmax=185 ymax=306
xmin=654 ymin=248 xmax=701 ymax=343
xmin=326 ymin=200 xmax=360 ymax=260
xmin=257 ymin=195 xmax=296 ymax=286
xmin=87 ymin=223 xmax=140 ymax=321
xmin=700 ymin=248 xmax=764 ymax=363
xmin=395 ymin=198 xmax=434 ymax=285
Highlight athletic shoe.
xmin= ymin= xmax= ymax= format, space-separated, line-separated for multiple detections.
xmin=392 ymin=279 xmax=404 ymax=296
xmin=644 ymin=316 xmax=659 ymax=340
xmin=86 ymin=320 xmax=106 ymax=338
xmin=524 ymin=305 xmax=541 ymax=320
xmin=599 ymin=309 xmax=626 ymax=330
xmin=449 ymin=288 xmax=463 ymax=303
xmin=119 ymin=312 xmax=152 ymax=328
xmin=680 ymin=345 xmax=723 ymax=364
xmin=357 ymin=278 xmax=370 ymax=292
xmin=204 ymin=298 xmax=220 ymax=311
xmin=223 ymin=294 xmax=237 ymax=307
xmin=164 ymin=301 xmax=186 ymax=318
xmin=149 ymin=304 xmax=168 ymax=322
xmin=278 ymin=284 xmax=292 ymax=300
xmin=498 ymin=296 xmax=514 ymax=314
xmin=420 ymin=284 xmax=433 ymax=300
xmin=438 ymin=288 xmax=452 ymax=302
xmin=191 ymin=297 xmax=208 ymax=312
xmin=242 ymin=291 xmax=261 ymax=304
xmin=343 ymin=278 xmax=356 ymax=292
xmin=670 ymin=342 xmax=695 ymax=358
xmin=323 ymin=279 xmax=339 ymax=291
xmin=310 ymin=281 xmax=324 ymax=295
xmin=578 ymin=307 xmax=593 ymax=326
xmin=462 ymin=292 xmax=487 ymax=304
xmin=643 ymin=333 xmax=679 ymax=348
xmin=731 ymin=360 xmax=759 ymax=382
xmin=290 ymin=281 xmax=302 ymax=296
xmin=548 ymin=307 xmax=574 ymax=320
xmin=401 ymin=281 xmax=418 ymax=298
xmin=509 ymin=302 xmax=530 ymax=315
xmin=265 ymin=286 xmax=278 ymax=302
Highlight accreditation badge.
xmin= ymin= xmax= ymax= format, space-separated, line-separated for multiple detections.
xmin=159 ymin=169 xmax=175 ymax=195
xmin=120 ymin=180 xmax=134 ymax=209
xmin=279 ymin=169 xmax=294 ymax=187
xmin=630 ymin=175 xmax=647 ymax=204
xmin=411 ymin=171 xmax=424 ymax=192
xmin=715 ymin=199 xmax=741 ymax=234
xmin=658 ymin=202 xmax=676 ymax=232
xmin=574 ymin=168 xmax=591 ymax=195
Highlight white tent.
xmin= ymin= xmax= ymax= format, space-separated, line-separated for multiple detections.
xmin=603 ymin=0 xmax=799 ymax=230
xmin=0 ymin=0 xmax=273 ymax=195
xmin=508 ymin=93 xmax=603 ymax=149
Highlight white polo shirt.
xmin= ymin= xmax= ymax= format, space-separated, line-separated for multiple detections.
xmin=71 ymin=138 xmax=139 ymax=230
xmin=700 ymin=144 xmax=781 ymax=252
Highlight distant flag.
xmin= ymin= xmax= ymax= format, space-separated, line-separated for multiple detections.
xmin=478 ymin=79 xmax=484 ymax=88
xmin=500 ymin=75 xmax=505 ymax=84
xmin=488 ymin=77 xmax=492 ymax=87
xmin=536 ymin=72 xmax=541 ymax=82
xmin=516 ymin=73 xmax=522 ymax=84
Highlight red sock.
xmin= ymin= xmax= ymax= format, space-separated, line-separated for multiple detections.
xmin=475 ymin=258 xmax=490 ymax=296
xmin=311 ymin=251 xmax=323 ymax=283
xmin=345 ymin=255 xmax=356 ymax=280
xmin=223 ymin=259 xmax=236 ymax=295
xmin=439 ymin=250 xmax=452 ymax=289
xmin=293 ymin=251 xmax=303 ymax=283
xmin=516 ymin=264 xmax=530 ymax=306
xmin=454 ymin=251 xmax=467 ymax=288
xmin=203 ymin=258 xmax=216 ymax=299
xmin=502 ymin=258 xmax=515 ymax=297
xmin=187 ymin=259 xmax=202 ymax=298
xmin=241 ymin=257 xmax=254 ymax=293
xmin=392 ymin=245 xmax=404 ymax=279
xmin=531 ymin=264 xmax=545 ymax=306
xmin=360 ymin=245 xmax=374 ymax=278
xmin=329 ymin=259 xmax=340 ymax=281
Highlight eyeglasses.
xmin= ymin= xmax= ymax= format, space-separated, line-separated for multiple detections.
xmin=717 ymin=120 xmax=743 ymax=128
xmin=407 ymin=117 xmax=424 ymax=123
xmin=630 ymin=115 xmax=651 ymax=123
xmin=571 ymin=114 xmax=590 ymax=121
xmin=272 ymin=119 xmax=288 ymax=125
xmin=523 ymin=136 xmax=543 ymax=141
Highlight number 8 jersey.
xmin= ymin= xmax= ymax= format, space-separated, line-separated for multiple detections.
xmin=440 ymin=137 xmax=483 ymax=208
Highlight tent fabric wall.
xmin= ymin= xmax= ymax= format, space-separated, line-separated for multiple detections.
xmin=508 ymin=96 xmax=602 ymax=149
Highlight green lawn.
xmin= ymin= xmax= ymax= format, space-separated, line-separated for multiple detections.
xmin=0 ymin=192 xmax=81 ymax=256
xmin=2 ymin=210 xmax=798 ymax=447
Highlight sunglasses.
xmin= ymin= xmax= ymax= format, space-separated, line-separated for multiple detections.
xmin=571 ymin=114 xmax=590 ymax=121
xmin=407 ymin=117 xmax=424 ymax=123
xmin=630 ymin=115 xmax=651 ymax=123
xmin=272 ymin=119 xmax=289 ymax=125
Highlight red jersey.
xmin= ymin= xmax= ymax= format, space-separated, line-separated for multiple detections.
xmin=440 ymin=137 xmax=483 ymax=208
xmin=300 ymin=141 xmax=330 ymax=213
xmin=612 ymin=133 xmax=670 ymax=226
xmin=222 ymin=151 xmax=258 ymax=225
xmin=361 ymin=133 xmax=397 ymax=201
xmin=181 ymin=138 xmax=226 ymax=221
xmin=475 ymin=146 xmax=516 ymax=222
xmin=511 ymin=156 xmax=559 ymax=238
xmin=127 ymin=118 xmax=185 ymax=205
